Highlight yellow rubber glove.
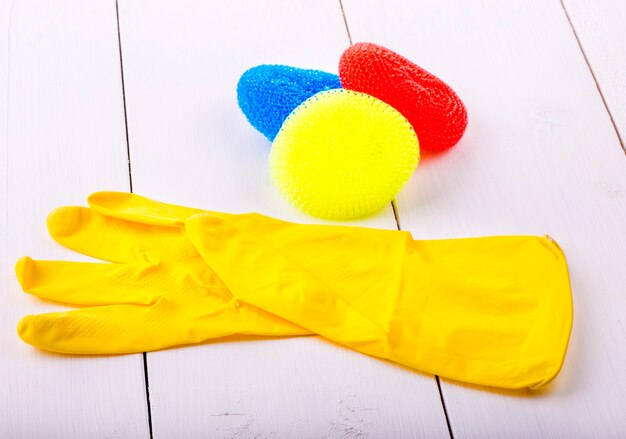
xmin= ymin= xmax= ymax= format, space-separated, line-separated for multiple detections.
xmin=187 ymin=214 xmax=573 ymax=389
xmin=86 ymin=192 xmax=573 ymax=389
xmin=16 ymin=199 xmax=309 ymax=354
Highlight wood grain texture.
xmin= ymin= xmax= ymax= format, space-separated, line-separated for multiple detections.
xmin=0 ymin=1 xmax=148 ymax=437
xmin=116 ymin=0 xmax=450 ymax=437
xmin=562 ymin=0 xmax=626 ymax=153
xmin=342 ymin=0 xmax=626 ymax=437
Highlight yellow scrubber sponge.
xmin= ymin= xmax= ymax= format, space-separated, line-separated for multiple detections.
xmin=270 ymin=89 xmax=420 ymax=219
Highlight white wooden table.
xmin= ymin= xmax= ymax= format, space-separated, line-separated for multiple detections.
xmin=1 ymin=1 xmax=625 ymax=437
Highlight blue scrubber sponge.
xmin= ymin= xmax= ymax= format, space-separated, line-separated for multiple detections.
xmin=237 ymin=65 xmax=341 ymax=141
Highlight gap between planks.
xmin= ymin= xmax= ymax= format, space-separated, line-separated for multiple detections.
xmin=114 ymin=1 xmax=152 ymax=438
xmin=559 ymin=0 xmax=625 ymax=155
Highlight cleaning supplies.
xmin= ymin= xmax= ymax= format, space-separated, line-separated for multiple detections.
xmin=237 ymin=43 xmax=467 ymax=218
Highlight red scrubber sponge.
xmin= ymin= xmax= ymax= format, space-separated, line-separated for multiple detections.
xmin=339 ymin=42 xmax=467 ymax=152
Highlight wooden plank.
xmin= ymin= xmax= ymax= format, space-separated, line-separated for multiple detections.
xmin=562 ymin=0 xmax=626 ymax=153
xmin=342 ymin=0 xmax=626 ymax=437
xmin=0 ymin=1 xmax=149 ymax=437
xmin=117 ymin=0 xmax=450 ymax=436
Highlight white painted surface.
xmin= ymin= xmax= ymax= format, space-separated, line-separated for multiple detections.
xmin=562 ymin=0 xmax=626 ymax=151
xmin=342 ymin=0 xmax=626 ymax=437
xmin=2 ymin=0 xmax=626 ymax=437
xmin=117 ymin=0 xmax=449 ymax=437
xmin=0 ymin=1 xmax=148 ymax=437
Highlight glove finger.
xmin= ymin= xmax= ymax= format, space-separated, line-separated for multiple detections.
xmin=17 ymin=303 xmax=188 ymax=354
xmin=47 ymin=206 xmax=197 ymax=264
xmin=16 ymin=257 xmax=164 ymax=306
xmin=17 ymin=300 xmax=308 ymax=355
xmin=87 ymin=191 xmax=216 ymax=227
xmin=88 ymin=192 xmax=292 ymax=236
